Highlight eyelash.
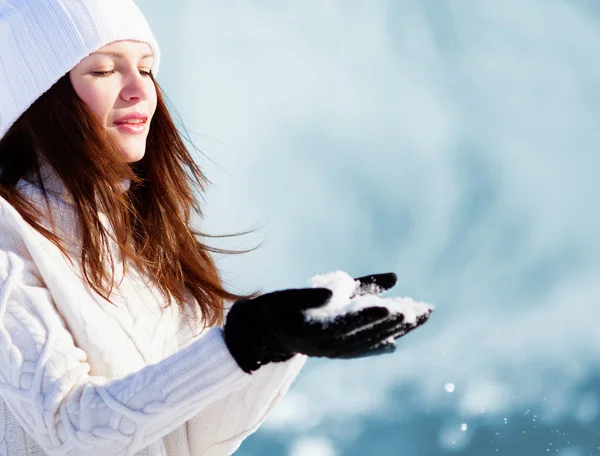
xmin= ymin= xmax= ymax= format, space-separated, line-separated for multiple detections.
xmin=91 ymin=70 xmax=152 ymax=77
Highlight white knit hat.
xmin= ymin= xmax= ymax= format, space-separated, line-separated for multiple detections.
xmin=0 ymin=0 xmax=161 ymax=139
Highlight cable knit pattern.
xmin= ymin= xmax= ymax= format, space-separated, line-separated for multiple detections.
xmin=0 ymin=168 xmax=307 ymax=455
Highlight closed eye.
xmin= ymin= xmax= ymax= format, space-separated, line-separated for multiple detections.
xmin=91 ymin=69 xmax=152 ymax=78
xmin=91 ymin=70 xmax=115 ymax=77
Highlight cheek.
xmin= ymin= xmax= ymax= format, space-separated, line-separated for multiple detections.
xmin=70 ymin=78 xmax=112 ymax=124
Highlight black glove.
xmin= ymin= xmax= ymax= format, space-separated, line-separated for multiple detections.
xmin=352 ymin=272 xmax=398 ymax=297
xmin=223 ymin=272 xmax=432 ymax=373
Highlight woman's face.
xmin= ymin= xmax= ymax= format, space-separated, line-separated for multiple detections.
xmin=69 ymin=41 xmax=157 ymax=163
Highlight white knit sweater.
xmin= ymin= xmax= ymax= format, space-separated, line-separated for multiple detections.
xmin=0 ymin=165 xmax=306 ymax=456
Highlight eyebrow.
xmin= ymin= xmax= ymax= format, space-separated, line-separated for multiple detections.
xmin=90 ymin=51 xmax=154 ymax=60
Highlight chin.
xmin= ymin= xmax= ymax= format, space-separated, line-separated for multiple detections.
xmin=121 ymin=150 xmax=146 ymax=163
xmin=111 ymin=132 xmax=147 ymax=163
xmin=118 ymin=140 xmax=147 ymax=163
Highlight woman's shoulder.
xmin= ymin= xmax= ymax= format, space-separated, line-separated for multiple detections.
xmin=0 ymin=181 xmax=42 ymax=234
xmin=2 ymin=173 xmax=80 ymax=240
xmin=0 ymin=191 xmax=29 ymax=238
xmin=0 ymin=194 xmax=39 ymax=281
xmin=0 ymin=182 xmax=75 ymax=263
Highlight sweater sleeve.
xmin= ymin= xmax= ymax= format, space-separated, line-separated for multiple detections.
xmin=173 ymin=291 xmax=307 ymax=455
xmin=0 ymin=248 xmax=254 ymax=456
xmin=185 ymin=348 xmax=306 ymax=455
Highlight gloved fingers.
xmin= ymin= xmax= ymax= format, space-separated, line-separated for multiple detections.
xmin=323 ymin=306 xmax=434 ymax=356
xmin=317 ymin=312 xmax=407 ymax=354
xmin=324 ymin=326 xmax=400 ymax=358
xmin=388 ymin=313 xmax=432 ymax=340
xmin=342 ymin=311 xmax=407 ymax=339
xmin=351 ymin=272 xmax=397 ymax=298
xmin=310 ymin=306 xmax=391 ymax=337
xmin=310 ymin=308 xmax=403 ymax=345
xmin=334 ymin=340 xmax=397 ymax=360
xmin=376 ymin=312 xmax=433 ymax=344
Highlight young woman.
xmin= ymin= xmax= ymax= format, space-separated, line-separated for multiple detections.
xmin=0 ymin=1 xmax=431 ymax=455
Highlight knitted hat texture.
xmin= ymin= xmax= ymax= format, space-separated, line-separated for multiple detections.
xmin=0 ymin=0 xmax=160 ymax=138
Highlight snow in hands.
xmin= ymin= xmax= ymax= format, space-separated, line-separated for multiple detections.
xmin=305 ymin=271 xmax=434 ymax=327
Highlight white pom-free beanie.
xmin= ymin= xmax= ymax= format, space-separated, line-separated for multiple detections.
xmin=0 ymin=0 xmax=161 ymax=139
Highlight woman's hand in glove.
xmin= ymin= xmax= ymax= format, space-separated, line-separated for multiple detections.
xmin=352 ymin=272 xmax=399 ymax=297
xmin=223 ymin=273 xmax=431 ymax=373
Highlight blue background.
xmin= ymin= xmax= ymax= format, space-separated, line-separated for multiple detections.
xmin=140 ymin=1 xmax=600 ymax=454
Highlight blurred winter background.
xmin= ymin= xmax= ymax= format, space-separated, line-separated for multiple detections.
xmin=141 ymin=1 xmax=600 ymax=454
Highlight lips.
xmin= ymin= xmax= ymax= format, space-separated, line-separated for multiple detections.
xmin=113 ymin=113 xmax=148 ymax=134
xmin=114 ymin=113 xmax=149 ymax=125
xmin=114 ymin=112 xmax=148 ymax=135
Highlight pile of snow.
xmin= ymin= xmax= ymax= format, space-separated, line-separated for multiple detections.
xmin=305 ymin=270 xmax=434 ymax=325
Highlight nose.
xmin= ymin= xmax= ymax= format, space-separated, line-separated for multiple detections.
xmin=119 ymin=69 xmax=149 ymax=102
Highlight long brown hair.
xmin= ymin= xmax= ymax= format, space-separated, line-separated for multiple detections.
xmin=0 ymin=73 xmax=252 ymax=327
